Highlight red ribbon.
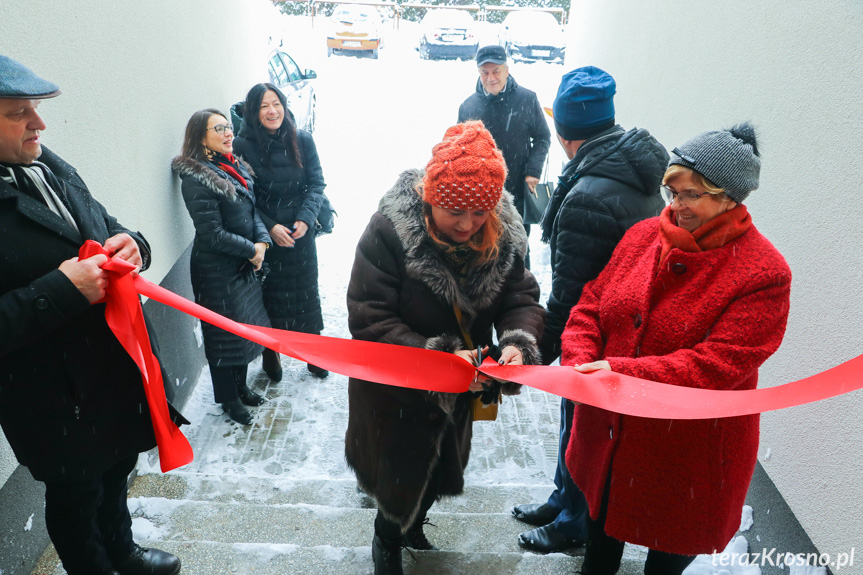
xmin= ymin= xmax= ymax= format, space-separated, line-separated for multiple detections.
xmin=85 ymin=240 xmax=863 ymax=472
xmin=132 ymin=267 xmax=863 ymax=421
xmin=79 ymin=241 xmax=193 ymax=473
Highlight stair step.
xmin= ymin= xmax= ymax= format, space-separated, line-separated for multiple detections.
xmin=103 ymin=540 xmax=647 ymax=575
xmin=130 ymin=474 xmax=556 ymax=515
xmin=129 ymin=497 xmax=584 ymax=554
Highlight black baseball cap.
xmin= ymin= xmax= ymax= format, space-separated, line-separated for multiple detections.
xmin=476 ymin=45 xmax=507 ymax=66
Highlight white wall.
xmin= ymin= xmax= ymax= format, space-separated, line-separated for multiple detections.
xmin=566 ymin=0 xmax=863 ymax=559
xmin=0 ymin=0 xmax=285 ymax=488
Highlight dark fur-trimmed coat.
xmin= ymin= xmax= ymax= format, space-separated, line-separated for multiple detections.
xmin=345 ymin=169 xmax=545 ymax=530
xmin=172 ymin=155 xmax=271 ymax=365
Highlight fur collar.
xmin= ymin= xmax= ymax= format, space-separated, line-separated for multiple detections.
xmin=378 ymin=169 xmax=528 ymax=321
xmin=171 ymin=155 xmax=256 ymax=200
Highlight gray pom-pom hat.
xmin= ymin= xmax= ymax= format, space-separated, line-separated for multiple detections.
xmin=668 ymin=122 xmax=760 ymax=203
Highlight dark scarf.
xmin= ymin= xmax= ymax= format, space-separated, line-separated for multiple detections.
xmin=0 ymin=160 xmax=70 ymax=208
xmin=657 ymin=204 xmax=752 ymax=271
xmin=431 ymin=238 xmax=480 ymax=283
xmin=212 ymin=152 xmax=248 ymax=189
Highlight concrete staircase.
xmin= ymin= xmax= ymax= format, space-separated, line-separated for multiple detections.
xmin=32 ymin=355 xmax=648 ymax=574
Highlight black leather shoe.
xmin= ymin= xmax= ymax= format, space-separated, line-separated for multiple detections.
xmin=518 ymin=523 xmax=585 ymax=553
xmin=114 ymin=544 xmax=181 ymax=575
xmin=372 ymin=534 xmax=404 ymax=575
xmin=222 ymin=400 xmax=253 ymax=425
xmin=237 ymin=384 xmax=266 ymax=407
xmin=512 ymin=502 xmax=560 ymax=526
xmin=262 ymin=349 xmax=283 ymax=382
xmin=404 ymin=517 xmax=437 ymax=550
xmin=307 ymin=363 xmax=329 ymax=378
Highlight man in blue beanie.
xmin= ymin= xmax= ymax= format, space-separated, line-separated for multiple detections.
xmin=513 ymin=66 xmax=669 ymax=554
xmin=458 ymin=45 xmax=551 ymax=268
xmin=0 ymin=55 xmax=182 ymax=575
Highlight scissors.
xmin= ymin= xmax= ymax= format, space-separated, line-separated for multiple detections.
xmin=472 ymin=346 xmax=494 ymax=391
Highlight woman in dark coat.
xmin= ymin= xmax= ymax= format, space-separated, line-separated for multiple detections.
xmin=562 ymin=124 xmax=792 ymax=575
xmin=232 ymin=83 xmax=328 ymax=381
xmin=172 ymin=108 xmax=272 ymax=425
xmin=345 ymin=122 xmax=545 ymax=575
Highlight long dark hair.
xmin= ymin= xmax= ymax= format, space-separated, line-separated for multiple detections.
xmin=243 ymin=83 xmax=302 ymax=167
xmin=181 ymin=108 xmax=225 ymax=161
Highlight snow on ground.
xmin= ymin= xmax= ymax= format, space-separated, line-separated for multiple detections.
xmin=128 ymin=14 xmax=817 ymax=575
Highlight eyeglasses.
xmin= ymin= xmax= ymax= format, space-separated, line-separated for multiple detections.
xmin=207 ymin=124 xmax=234 ymax=134
xmin=662 ymin=184 xmax=710 ymax=206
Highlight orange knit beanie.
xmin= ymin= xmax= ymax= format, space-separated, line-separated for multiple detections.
xmin=423 ymin=121 xmax=507 ymax=211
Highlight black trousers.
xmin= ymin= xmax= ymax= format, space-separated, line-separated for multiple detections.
xmin=210 ymin=363 xmax=249 ymax=403
xmin=43 ymin=454 xmax=137 ymax=575
xmin=374 ymin=459 xmax=443 ymax=541
xmin=581 ymin=471 xmax=696 ymax=575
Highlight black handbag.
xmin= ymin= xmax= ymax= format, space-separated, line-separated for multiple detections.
xmin=523 ymin=181 xmax=552 ymax=225
xmin=522 ymin=154 xmax=553 ymax=225
xmin=315 ymin=194 xmax=337 ymax=237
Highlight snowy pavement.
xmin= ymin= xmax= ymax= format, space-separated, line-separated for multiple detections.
xmin=30 ymin=15 xmax=821 ymax=575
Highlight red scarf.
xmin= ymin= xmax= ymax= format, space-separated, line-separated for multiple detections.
xmin=215 ymin=153 xmax=248 ymax=189
xmin=658 ymin=204 xmax=752 ymax=271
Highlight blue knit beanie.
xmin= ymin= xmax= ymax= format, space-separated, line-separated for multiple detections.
xmin=552 ymin=66 xmax=616 ymax=140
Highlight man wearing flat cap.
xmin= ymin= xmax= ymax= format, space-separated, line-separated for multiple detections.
xmin=0 ymin=55 xmax=182 ymax=575
xmin=458 ymin=44 xmax=550 ymax=268
xmin=511 ymin=66 xmax=669 ymax=554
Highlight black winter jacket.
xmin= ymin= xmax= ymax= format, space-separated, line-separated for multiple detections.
xmin=233 ymin=124 xmax=326 ymax=333
xmin=172 ymin=155 xmax=272 ymax=364
xmin=458 ymin=75 xmax=551 ymax=209
xmin=0 ymin=148 xmax=161 ymax=481
xmin=539 ymin=125 xmax=668 ymax=362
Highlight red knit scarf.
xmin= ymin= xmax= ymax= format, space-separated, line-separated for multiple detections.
xmin=215 ymin=153 xmax=248 ymax=189
xmin=658 ymin=204 xmax=752 ymax=271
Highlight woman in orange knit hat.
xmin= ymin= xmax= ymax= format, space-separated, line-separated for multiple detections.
xmin=345 ymin=121 xmax=546 ymax=575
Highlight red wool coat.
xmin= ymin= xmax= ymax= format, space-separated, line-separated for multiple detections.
xmin=561 ymin=216 xmax=791 ymax=555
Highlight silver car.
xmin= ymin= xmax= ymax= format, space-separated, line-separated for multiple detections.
xmin=498 ymin=10 xmax=566 ymax=64
xmin=418 ymin=9 xmax=479 ymax=61
xmin=266 ymin=49 xmax=318 ymax=132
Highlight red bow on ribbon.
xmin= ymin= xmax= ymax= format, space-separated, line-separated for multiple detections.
xmin=79 ymin=241 xmax=193 ymax=473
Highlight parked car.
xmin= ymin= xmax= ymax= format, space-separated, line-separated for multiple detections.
xmin=327 ymin=3 xmax=384 ymax=59
xmin=264 ymin=49 xmax=317 ymax=132
xmin=418 ymin=9 xmax=478 ymax=61
xmin=498 ymin=10 xmax=566 ymax=64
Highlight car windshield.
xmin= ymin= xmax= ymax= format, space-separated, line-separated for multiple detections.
xmin=422 ymin=10 xmax=473 ymax=28
xmin=333 ymin=5 xmax=376 ymax=23
xmin=506 ymin=11 xmax=559 ymax=31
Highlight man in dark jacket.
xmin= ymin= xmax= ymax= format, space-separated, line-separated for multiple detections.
xmin=512 ymin=66 xmax=668 ymax=553
xmin=0 ymin=55 xmax=181 ymax=575
xmin=457 ymin=45 xmax=551 ymax=268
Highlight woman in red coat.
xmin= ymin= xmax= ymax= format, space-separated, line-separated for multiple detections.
xmin=561 ymin=123 xmax=791 ymax=575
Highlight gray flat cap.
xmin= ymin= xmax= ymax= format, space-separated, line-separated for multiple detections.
xmin=0 ymin=55 xmax=61 ymax=99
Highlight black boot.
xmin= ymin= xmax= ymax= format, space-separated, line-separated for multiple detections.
xmin=372 ymin=534 xmax=404 ymax=575
xmin=238 ymin=384 xmax=266 ymax=406
xmin=307 ymin=363 xmax=329 ymax=378
xmin=113 ymin=543 xmax=181 ymax=575
xmin=222 ymin=399 xmax=253 ymax=425
xmin=262 ymin=349 xmax=283 ymax=382
xmin=404 ymin=517 xmax=437 ymax=550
